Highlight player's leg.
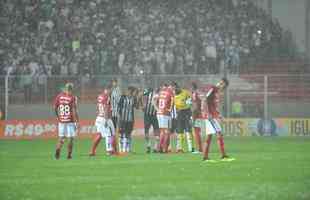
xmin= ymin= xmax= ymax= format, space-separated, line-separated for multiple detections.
xmin=55 ymin=123 xmax=65 ymax=159
xmin=55 ymin=137 xmax=65 ymax=159
xmin=144 ymin=115 xmax=152 ymax=153
xmin=89 ymin=133 xmax=102 ymax=156
xmin=193 ymin=117 xmax=203 ymax=152
xmin=184 ymin=109 xmax=194 ymax=152
xmin=210 ymin=118 xmax=227 ymax=158
xmin=67 ymin=137 xmax=74 ymax=159
xmin=202 ymin=119 xmax=216 ymax=160
xmin=163 ymin=116 xmax=172 ymax=153
xmin=176 ymin=114 xmax=186 ymax=153
xmin=90 ymin=120 xmax=103 ymax=156
xmin=67 ymin=122 xmax=77 ymax=159
xmin=157 ymin=115 xmax=166 ymax=152
xmin=126 ymin=122 xmax=134 ymax=153
xmin=152 ymin=116 xmax=160 ymax=152
xmin=105 ymin=131 xmax=113 ymax=155
xmin=112 ymin=117 xmax=119 ymax=154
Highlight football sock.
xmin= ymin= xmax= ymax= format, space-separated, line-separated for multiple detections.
xmin=159 ymin=132 xmax=165 ymax=152
xmin=194 ymin=127 xmax=203 ymax=152
xmin=55 ymin=139 xmax=64 ymax=158
xmin=106 ymin=136 xmax=113 ymax=152
xmin=91 ymin=134 xmax=102 ymax=155
xmin=123 ymin=136 xmax=128 ymax=152
xmin=176 ymin=133 xmax=184 ymax=151
xmin=154 ymin=136 xmax=159 ymax=151
xmin=164 ymin=133 xmax=170 ymax=153
xmin=203 ymin=135 xmax=212 ymax=159
xmin=127 ymin=135 xmax=132 ymax=152
xmin=119 ymin=134 xmax=124 ymax=152
xmin=67 ymin=142 xmax=73 ymax=158
xmin=185 ymin=132 xmax=193 ymax=152
xmin=217 ymin=133 xmax=226 ymax=157
xmin=145 ymin=131 xmax=151 ymax=148
xmin=111 ymin=135 xmax=116 ymax=153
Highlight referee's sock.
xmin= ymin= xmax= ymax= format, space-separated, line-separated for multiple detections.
xmin=177 ymin=133 xmax=185 ymax=152
xmin=185 ymin=132 xmax=194 ymax=152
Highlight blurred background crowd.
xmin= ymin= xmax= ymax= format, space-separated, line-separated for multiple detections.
xmin=0 ymin=0 xmax=299 ymax=79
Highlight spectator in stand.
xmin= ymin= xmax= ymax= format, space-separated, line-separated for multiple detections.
xmin=0 ymin=0 xmax=296 ymax=76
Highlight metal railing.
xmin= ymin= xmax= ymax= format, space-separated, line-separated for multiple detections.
xmin=1 ymin=74 xmax=310 ymax=120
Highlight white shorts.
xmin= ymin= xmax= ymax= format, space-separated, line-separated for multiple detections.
xmin=157 ymin=114 xmax=171 ymax=129
xmin=58 ymin=122 xmax=77 ymax=138
xmin=202 ymin=118 xmax=222 ymax=135
xmin=95 ymin=117 xmax=115 ymax=137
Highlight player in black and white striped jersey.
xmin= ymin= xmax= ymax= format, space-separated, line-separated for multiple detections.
xmin=110 ymin=79 xmax=121 ymax=129
xmin=143 ymin=87 xmax=160 ymax=153
xmin=117 ymin=87 xmax=139 ymax=153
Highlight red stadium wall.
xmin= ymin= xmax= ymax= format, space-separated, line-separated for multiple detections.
xmin=1 ymin=118 xmax=310 ymax=139
xmin=0 ymin=119 xmax=144 ymax=139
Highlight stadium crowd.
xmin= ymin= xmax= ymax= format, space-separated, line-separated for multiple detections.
xmin=0 ymin=0 xmax=296 ymax=78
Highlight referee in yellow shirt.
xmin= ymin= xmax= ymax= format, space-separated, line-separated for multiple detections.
xmin=174 ymin=83 xmax=195 ymax=153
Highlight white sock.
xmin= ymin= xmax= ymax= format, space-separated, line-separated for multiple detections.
xmin=106 ymin=136 xmax=112 ymax=152
xmin=123 ymin=137 xmax=128 ymax=152
xmin=186 ymin=132 xmax=193 ymax=151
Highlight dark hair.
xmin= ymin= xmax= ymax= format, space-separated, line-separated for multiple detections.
xmin=192 ymin=82 xmax=198 ymax=90
xmin=221 ymin=78 xmax=229 ymax=87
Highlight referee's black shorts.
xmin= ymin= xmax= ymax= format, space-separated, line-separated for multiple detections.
xmin=170 ymin=118 xmax=177 ymax=134
xmin=118 ymin=120 xmax=134 ymax=136
xmin=176 ymin=108 xmax=192 ymax=133
xmin=144 ymin=114 xmax=159 ymax=133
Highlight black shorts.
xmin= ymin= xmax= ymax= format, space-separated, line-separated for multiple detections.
xmin=112 ymin=116 xmax=118 ymax=129
xmin=144 ymin=114 xmax=159 ymax=133
xmin=170 ymin=118 xmax=178 ymax=133
xmin=118 ymin=121 xmax=134 ymax=136
xmin=176 ymin=108 xmax=192 ymax=133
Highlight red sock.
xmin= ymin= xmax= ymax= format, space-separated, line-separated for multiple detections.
xmin=159 ymin=132 xmax=165 ymax=152
xmin=68 ymin=142 xmax=73 ymax=158
xmin=194 ymin=127 xmax=202 ymax=152
xmin=217 ymin=133 xmax=226 ymax=157
xmin=203 ymin=135 xmax=212 ymax=159
xmin=91 ymin=134 xmax=102 ymax=155
xmin=55 ymin=139 xmax=64 ymax=155
xmin=164 ymin=133 xmax=170 ymax=153
xmin=111 ymin=135 xmax=116 ymax=153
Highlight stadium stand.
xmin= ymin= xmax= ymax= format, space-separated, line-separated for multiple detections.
xmin=0 ymin=0 xmax=298 ymax=77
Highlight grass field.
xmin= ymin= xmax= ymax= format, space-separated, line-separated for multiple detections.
xmin=0 ymin=136 xmax=310 ymax=200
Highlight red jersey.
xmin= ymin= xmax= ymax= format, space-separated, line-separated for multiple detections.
xmin=201 ymin=85 xmax=220 ymax=119
xmin=156 ymin=87 xmax=174 ymax=116
xmin=97 ymin=91 xmax=111 ymax=117
xmin=54 ymin=92 xmax=78 ymax=123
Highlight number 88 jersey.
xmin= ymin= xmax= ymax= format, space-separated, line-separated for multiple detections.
xmin=54 ymin=92 xmax=77 ymax=123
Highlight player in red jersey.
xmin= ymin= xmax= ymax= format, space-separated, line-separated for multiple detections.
xmin=191 ymin=82 xmax=203 ymax=152
xmin=153 ymin=83 xmax=174 ymax=153
xmin=89 ymin=87 xmax=116 ymax=156
xmin=201 ymin=78 xmax=234 ymax=162
xmin=53 ymin=83 xmax=79 ymax=159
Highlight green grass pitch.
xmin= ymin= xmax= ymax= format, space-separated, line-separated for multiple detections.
xmin=0 ymin=136 xmax=310 ymax=200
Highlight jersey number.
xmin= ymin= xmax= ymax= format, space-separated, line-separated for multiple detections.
xmin=59 ymin=104 xmax=71 ymax=116
xmin=98 ymin=104 xmax=105 ymax=114
xmin=159 ymin=99 xmax=166 ymax=109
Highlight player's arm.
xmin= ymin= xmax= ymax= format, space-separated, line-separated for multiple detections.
xmin=206 ymin=88 xmax=214 ymax=99
xmin=117 ymin=95 xmax=124 ymax=116
xmin=152 ymin=94 xmax=159 ymax=112
xmin=109 ymin=120 xmax=115 ymax=135
xmin=168 ymin=95 xmax=174 ymax=112
xmin=53 ymin=97 xmax=59 ymax=118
